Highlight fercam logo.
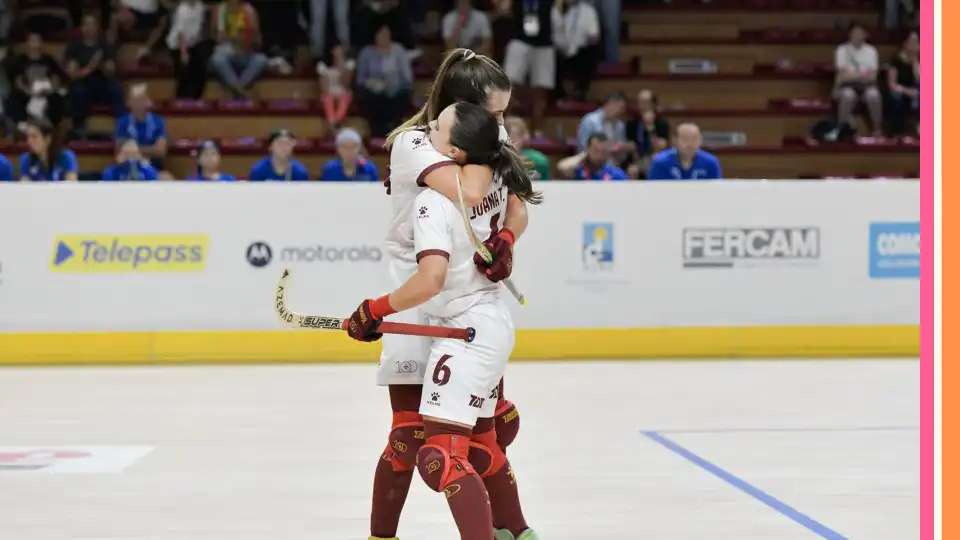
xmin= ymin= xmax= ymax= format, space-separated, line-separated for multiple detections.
xmin=51 ymin=235 xmax=208 ymax=273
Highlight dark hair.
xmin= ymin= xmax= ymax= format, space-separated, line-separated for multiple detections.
xmin=605 ymin=92 xmax=627 ymax=103
xmin=848 ymin=21 xmax=867 ymax=33
xmin=448 ymin=102 xmax=542 ymax=205
xmin=387 ymin=48 xmax=511 ymax=146
xmin=586 ymin=132 xmax=609 ymax=146
xmin=25 ymin=116 xmax=62 ymax=169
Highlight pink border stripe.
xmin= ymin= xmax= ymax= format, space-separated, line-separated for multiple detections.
xmin=919 ymin=1 xmax=934 ymax=539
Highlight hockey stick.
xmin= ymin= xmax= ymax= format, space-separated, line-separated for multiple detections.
xmin=454 ymin=173 xmax=526 ymax=306
xmin=274 ymin=269 xmax=476 ymax=342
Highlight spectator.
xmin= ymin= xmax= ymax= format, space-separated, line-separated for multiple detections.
xmin=576 ymin=92 xmax=630 ymax=167
xmin=624 ymin=89 xmax=670 ymax=177
xmin=317 ymin=44 xmax=354 ymax=129
xmin=0 ymin=152 xmax=13 ymax=181
xmin=65 ymin=14 xmax=125 ymax=138
xmin=489 ymin=0 xmax=515 ymax=65
xmin=885 ymin=31 xmax=920 ymax=136
xmin=187 ymin=140 xmax=237 ymax=180
xmin=209 ymin=0 xmax=268 ymax=99
xmin=102 ymin=138 xmax=159 ymax=180
xmin=355 ymin=0 xmax=415 ymax=51
xmin=308 ymin=0 xmax=350 ymax=58
xmin=18 ymin=117 xmax=78 ymax=181
xmin=249 ymin=0 xmax=299 ymax=67
xmin=592 ymin=0 xmax=622 ymax=63
xmin=248 ymin=129 xmax=310 ymax=181
xmin=115 ymin=84 xmax=168 ymax=170
xmin=834 ymin=22 xmax=883 ymax=138
xmin=442 ymin=0 xmax=493 ymax=55
xmin=503 ymin=0 xmax=555 ymax=131
xmin=356 ymin=24 xmax=414 ymax=138
xmin=647 ymin=122 xmax=722 ymax=181
xmin=505 ymin=116 xmax=551 ymax=179
xmin=6 ymin=32 xmax=66 ymax=132
xmin=551 ymin=0 xmax=599 ymax=100
xmin=557 ymin=132 xmax=627 ymax=180
xmin=109 ymin=0 xmax=170 ymax=61
xmin=167 ymin=0 xmax=211 ymax=100
xmin=320 ymin=128 xmax=379 ymax=181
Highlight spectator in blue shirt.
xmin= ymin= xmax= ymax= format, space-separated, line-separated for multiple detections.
xmin=102 ymin=139 xmax=159 ymax=181
xmin=186 ymin=140 xmax=238 ymax=181
xmin=19 ymin=117 xmax=78 ymax=181
xmin=248 ymin=129 xmax=310 ymax=181
xmin=320 ymin=128 xmax=379 ymax=181
xmin=114 ymin=84 xmax=167 ymax=171
xmin=576 ymin=92 xmax=627 ymax=152
xmin=647 ymin=122 xmax=723 ymax=181
xmin=0 ymin=155 xmax=14 ymax=181
xmin=558 ymin=132 xmax=628 ymax=181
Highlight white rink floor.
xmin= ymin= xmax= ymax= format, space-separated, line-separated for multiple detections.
xmin=0 ymin=360 xmax=919 ymax=540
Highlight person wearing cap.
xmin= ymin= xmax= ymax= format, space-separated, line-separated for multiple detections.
xmin=102 ymin=139 xmax=160 ymax=181
xmin=319 ymin=128 xmax=379 ymax=182
xmin=186 ymin=140 xmax=237 ymax=181
xmin=248 ymin=128 xmax=310 ymax=181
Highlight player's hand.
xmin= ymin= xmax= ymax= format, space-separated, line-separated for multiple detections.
xmin=346 ymin=299 xmax=383 ymax=342
xmin=474 ymin=229 xmax=515 ymax=282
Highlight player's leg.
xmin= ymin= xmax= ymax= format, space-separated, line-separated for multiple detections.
xmin=370 ymin=385 xmax=423 ymax=540
xmin=370 ymin=309 xmax=432 ymax=540
xmin=471 ymin=384 xmax=535 ymax=540
xmin=493 ymin=379 xmax=520 ymax=451
xmin=417 ymin=349 xmax=493 ymax=540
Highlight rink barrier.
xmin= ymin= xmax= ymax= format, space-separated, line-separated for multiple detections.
xmin=0 ymin=325 xmax=919 ymax=365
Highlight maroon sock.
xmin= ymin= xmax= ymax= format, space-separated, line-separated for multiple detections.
xmin=484 ymin=458 xmax=528 ymax=536
xmin=422 ymin=421 xmax=493 ymax=540
xmin=446 ymin=472 xmax=494 ymax=540
xmin=369 ymin=452 xmax=415 ymax=538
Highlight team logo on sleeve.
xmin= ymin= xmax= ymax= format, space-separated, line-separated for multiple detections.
xmin=418 ymin=206 xmax=429 ymax=219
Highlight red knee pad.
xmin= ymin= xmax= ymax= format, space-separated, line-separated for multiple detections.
xmin=468 ymin=427 xmax=508 ymax=478
xmin=416 ymin=432 xmax=475 ymax=493
xmin=383 ymin=410 xmax=424 ymax=472
xmin=494 ymin=400 xmax=520 ymax=450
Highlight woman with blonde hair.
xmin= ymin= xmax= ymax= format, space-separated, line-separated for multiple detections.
xmin=358 ymin=48 xmax=540 ymax=540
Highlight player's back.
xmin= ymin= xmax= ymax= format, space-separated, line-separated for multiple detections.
xmin=412 ymin=187 xmax=506 ymax=319
xmin=384 ymin=129 xmax=455 ymax=266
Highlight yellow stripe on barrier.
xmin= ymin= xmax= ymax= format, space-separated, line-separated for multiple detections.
xmin=0 ymin=325 xmax=919 ymax=366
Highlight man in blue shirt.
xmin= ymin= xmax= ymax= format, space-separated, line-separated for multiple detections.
xmin=576 ymin=92 xmax=627 ymax=152
xmin=558 ymin=133 xmax=628 ymax=181
xmin=248 ymin=129 xmax=311 ymax=181
xmin=647 ymin=122 xmax=723 ymax=181
xmin=320 ymin=128 xmax=379 ymax=181
xmin=114 ymin=84 xmax=167 ymax=170
xmin=102 ymin=139 xmax=158 ymax=181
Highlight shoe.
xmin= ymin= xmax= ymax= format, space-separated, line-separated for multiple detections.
xmin=494 ymin=529 xmax=539 ymax=540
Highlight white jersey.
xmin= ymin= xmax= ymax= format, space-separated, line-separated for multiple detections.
xmin=384 ymin=126 xmax=512 ymax=266
xmin=412 ymin=184 xmax=509 ymax=318
xmin=384 ymin=129 xmax=456 ymax=266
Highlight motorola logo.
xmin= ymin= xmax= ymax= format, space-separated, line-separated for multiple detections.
xmin=246 ymin=242 xmax=273 ymax=267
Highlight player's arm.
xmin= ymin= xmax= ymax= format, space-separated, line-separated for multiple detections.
xmin=345 ymin=192 xmax=451 ymax=342
xmin=503 ymin=194 xmax=528 ymax=239
xmin=424 ymin=164 xmax=492 ymax=208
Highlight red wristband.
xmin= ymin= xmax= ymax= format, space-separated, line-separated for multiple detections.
xmin=496 ymin=228 xmax=516 ymax=247
xmin=368 ymin=294 xmax=396 ymax=319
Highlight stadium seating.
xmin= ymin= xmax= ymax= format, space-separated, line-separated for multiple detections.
xmin=8 ymin=0 xmax=919 ymax=179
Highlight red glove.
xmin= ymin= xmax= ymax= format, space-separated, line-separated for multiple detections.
xmin=346 ymin=296 xmax=395 ymax=342
xmin=474 ymin=228 xmax=515 ymax=282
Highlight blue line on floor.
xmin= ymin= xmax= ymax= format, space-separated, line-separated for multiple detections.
xmin=641 ymin=430 xmax=849 ymax=540
xmin=649 ymin=425 xmax=919 ymax=435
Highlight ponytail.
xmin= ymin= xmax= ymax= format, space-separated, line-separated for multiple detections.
xmin=490 ymin=141 xmax=543 ymax=205
xmin=386 ymin=48 xmax=510 ymax=148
